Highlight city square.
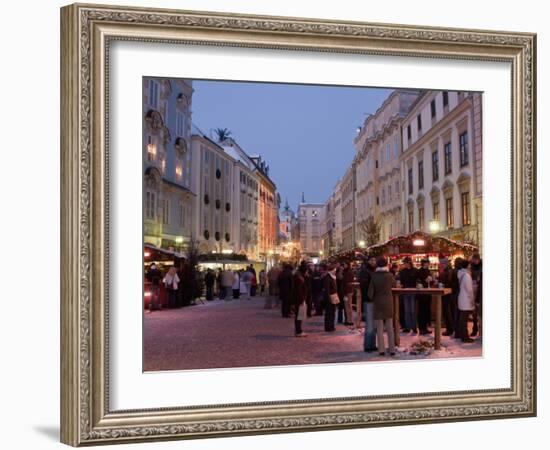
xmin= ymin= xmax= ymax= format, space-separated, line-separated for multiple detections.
xmin=143 ymin=78 xmax=483 ymax=371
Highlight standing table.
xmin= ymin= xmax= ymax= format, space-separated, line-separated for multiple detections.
xmin=390 ymin=288 xmax=452 ymax=350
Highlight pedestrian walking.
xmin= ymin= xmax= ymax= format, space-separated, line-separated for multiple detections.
xmin=368 ymin=256 xmax=396 ymax=356
xmin=220 ymin=268 xmax=233 ymax=300
xmin=416 ymin=258 xmax=433 ymax=335
xmin=398 ymin=257 xmax=418 ymax=333
xmin=216 ymin=268 xmax=222 ymax=298
xmin=204 ymin=269 xmax=215 ymax=301
xmin=336 ymin=263 xmax=345 ymax=324
xmin=241 ymin=268 xmax=253 ymax=300
xmin=450 ymin=257 xmax=462 ymax=339
xmin=358 ymin=255 xmax=377 ymax=351
xmin=250 ymin=271 xmax=258 ymax=297
xmin=162 ymin=266 xmax=180 ymax=308
xmin=145 ymin=263 xmax=162 ymax=311
xmin=311 ymin=266 xmax=325 ymax=316
xmin=268 ymin=265 xmax=281 ymax=307
xmin=292 ymin=263 xmax=308 ymax=337
xmin=259 ymin=269 xmax=267 ymax=295
xmin=439 ymin=256 xmax=456 ymax=336
xmin=470 ymin=253 xmax=482 ymax=337
xmin=232 ymin=271 xmax=240 ymax=299
xmin=324 ymin=264 xmax=339 ymax=332
xmin=457 ymin=259 xmax=476 ymax=343
xmin=278 ymin=264 xmax=293 ymax=317
xmin=342 ymin=263 xmax=355 ymax=326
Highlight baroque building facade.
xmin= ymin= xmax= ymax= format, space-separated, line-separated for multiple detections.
xmin=143 ymin=78 xmax=279 ymax=262
xmin=400 ymin=90 xmax=483 ymax=247
xmin=354 ymin=90 xmax=420 ymax=244
xmin=143 ymin=78 xmax=194 ymax=251
xmin=251 ymin=155 xmax=279 ymax=261
xmin=321 ymin=88 xmax=483 ymax=254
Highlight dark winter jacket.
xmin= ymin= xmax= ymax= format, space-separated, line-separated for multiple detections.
xmin=343 ymin=267 xmax=355 ymax=295
xmin=398 ymin=267 xmax=418 ymax=288
xmin=278 ymin=268 xmax=293 ymax=299
xmin=367 ymin=268 xmax=396 ymax=320
xmin=292 ymin=272 xmax=307 ymax=308
xmin=358 ymin=264 xmax=375 ymax=302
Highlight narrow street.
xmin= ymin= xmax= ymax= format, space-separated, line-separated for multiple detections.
xmin=144 ymin=296 xmax=482 ymax=371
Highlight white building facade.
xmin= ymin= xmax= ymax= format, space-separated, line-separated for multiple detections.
xmin=354 ymin=90 xmax=420 ymax=244
xmin=222 ymin=139 xmax=261 ymax=260
xmin=190 ymin=133 xmax=236 ymax=254
xmin=400 ymin=90 xmax=483 ymax=246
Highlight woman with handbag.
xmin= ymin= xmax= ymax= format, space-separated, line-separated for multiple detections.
xmin=324 ymin=264 xmax=339 ymax=332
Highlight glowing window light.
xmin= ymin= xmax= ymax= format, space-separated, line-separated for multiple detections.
xmin=147 ymin=142 xmax=157 ymax=161
xmin=175 ymin=165 xmax=183 ymax=179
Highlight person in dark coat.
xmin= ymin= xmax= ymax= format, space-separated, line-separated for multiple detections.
xmin=146 ymin=263 xmax=162 ymax=311
xmin=323 ymin=264 xmax=338 ymax=332
xmin=358 ymin=255 xmax=377 ymax=351
xmin=398 ymin=257 xmax=418 ymax=333
xmin=204 ymin=269 xmax=215 ymax=301
xmin=278 ymin=264 xmax=293 ymax=318
xmin=311 ymin=266 xmax=325 ymax=316
xmin=368 ymin=256 xmax=396 ymax=356
xmin=296 ymin=262 xmax=314 ymax=317
xmin=470 ymin=254 xmax=482 ymax=336
xmin=292 ymin=264 xmax=308 ymax=336
xmin=439 ymin=258 xmax=456 ymax=336
xmin=342 ymin=263 xmax=355 ymax=326
xmin=416 ymin=258 xmax=433 ymax=335
xmin=335 ymin=264 xmax=346 ymax=323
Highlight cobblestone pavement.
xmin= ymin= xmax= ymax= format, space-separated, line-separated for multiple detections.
xmin=143 ymin=295 xmax=482 ymax=371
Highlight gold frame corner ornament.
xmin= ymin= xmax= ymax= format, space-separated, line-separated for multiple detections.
xmin=60 ymin=3 xmax=536 ymax=446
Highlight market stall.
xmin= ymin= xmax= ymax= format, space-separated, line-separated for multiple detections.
xmin=197 ymin=253 xmax=266 ymax=273
xmin=327 ymin=247 xmax=366 ymax=264
xmin=366 ymin=231 xmax=478 ymax=269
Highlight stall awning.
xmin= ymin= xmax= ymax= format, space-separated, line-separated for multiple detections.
xmin=366 ymin=231 xmax=478 ymax=256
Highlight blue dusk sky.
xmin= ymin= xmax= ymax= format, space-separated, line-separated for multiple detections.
xmin=191 ymin=79 xmax=393 ymax=211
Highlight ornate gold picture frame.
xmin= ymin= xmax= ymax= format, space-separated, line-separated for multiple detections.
xmin=60 ymin=3 xmax=536 ymax=446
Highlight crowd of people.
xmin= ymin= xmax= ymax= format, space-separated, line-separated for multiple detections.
xmin=145 ymin=263 xmax=267 ymax=309
xmin=145 ymin=252 xmax=482 ymax=356
xmin=263 ymin=252 xmax=482 ymax=355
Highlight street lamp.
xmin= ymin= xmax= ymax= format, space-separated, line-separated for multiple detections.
xmin=175 ymin=236 xmax=184 ymax=253
xmin=358 ymin=240 xmax=366 ymax=248
xmin=429 ymin=220 xmax=440 ymax=234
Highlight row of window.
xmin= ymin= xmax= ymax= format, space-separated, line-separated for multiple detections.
xmin=147 ymin=136 xmax=187 ymax=181
xmin=407 ymin=191 xmax=471 ymax=232
xmin=145 ymin=192 xmax=188 ymax=228
xmin=407 ymin=131 xmax=469 ymax=195
xmin=148 ymin=79 xmax=190 ymax=138
xmin=240 ymin=172 xmax=259 ymax=191
xmin=379 ymin=180 xmax=401 ymax=207
xmin=407 ymin=91 xmax=451 ymax=143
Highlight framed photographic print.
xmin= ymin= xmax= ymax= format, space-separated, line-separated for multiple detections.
xmin=60 ymin=3 xmax=537 ymax=446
